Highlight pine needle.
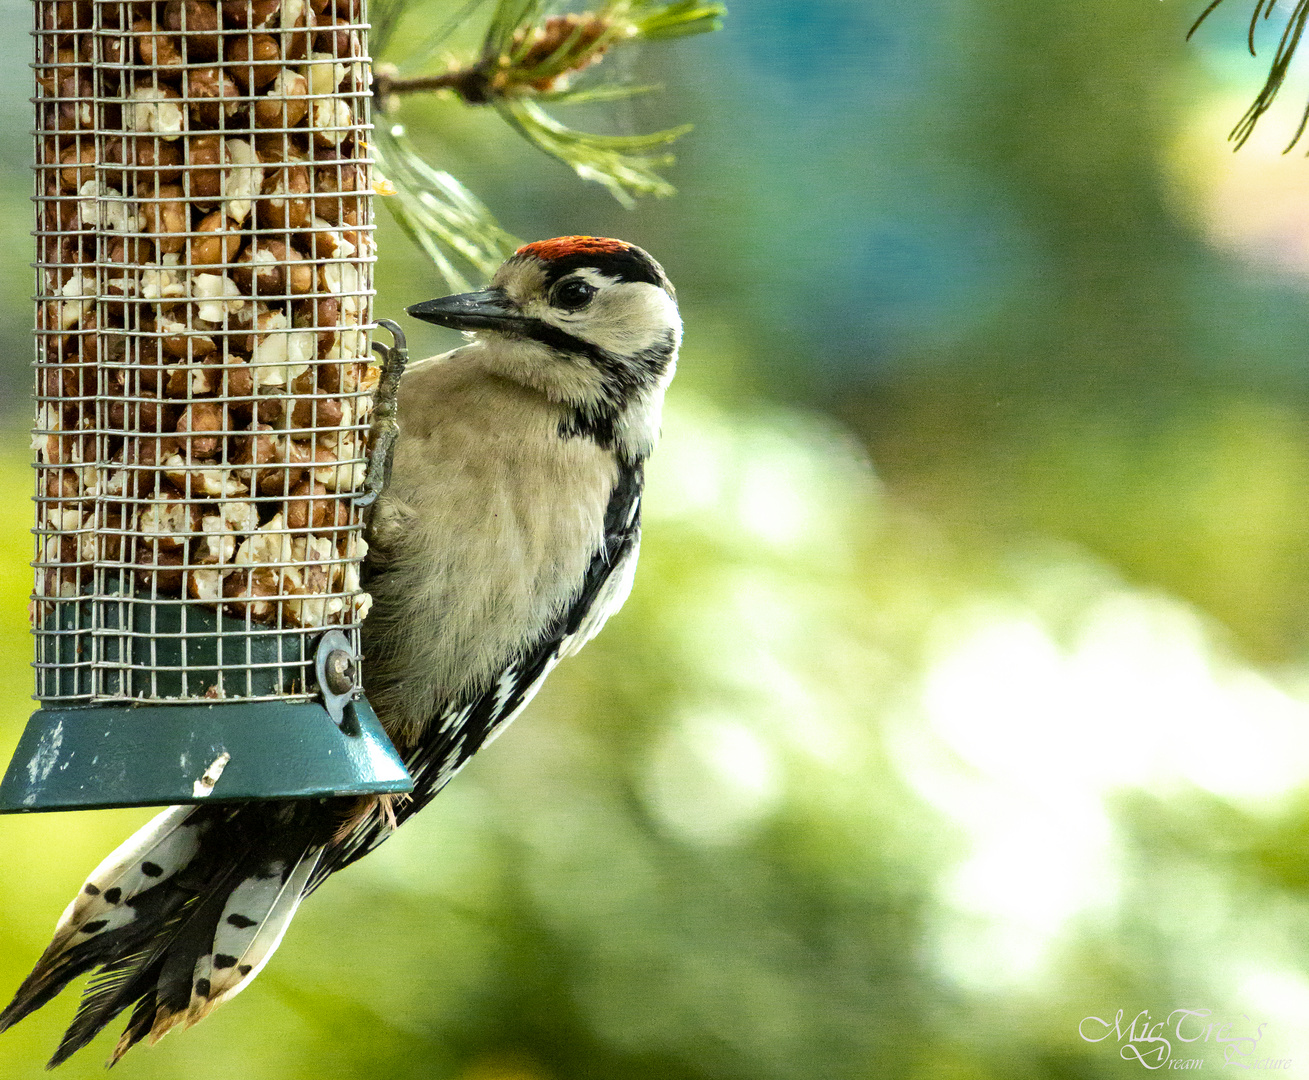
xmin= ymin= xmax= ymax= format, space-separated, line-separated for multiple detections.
xmin=1190 ymin=0 xmax=1309 ymax=150
xmin=371 ymin=123 xmax=520 ymax=291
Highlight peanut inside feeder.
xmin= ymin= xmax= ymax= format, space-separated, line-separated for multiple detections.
xmin=33 ymin=0 xmax=377 ymax=703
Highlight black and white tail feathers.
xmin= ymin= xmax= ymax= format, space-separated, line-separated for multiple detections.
xmin=0 ymin=800 xmax=327 ymax=1068
xmin=3 ymin=764 xmax=465 ymax=1068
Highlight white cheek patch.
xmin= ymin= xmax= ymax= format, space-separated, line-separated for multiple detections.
xmin=547 ymin=281 xmax=680 ymax=357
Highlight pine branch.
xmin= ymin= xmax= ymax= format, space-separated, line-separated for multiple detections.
xmin=367 ymin=1 xmax=725 ymax=282
xmin=374 ymin=1 xmax=724 ymax=200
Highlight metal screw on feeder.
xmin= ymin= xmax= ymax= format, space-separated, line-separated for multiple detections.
xmin=324 ymin=649 xmax=355 ymax=695
xmin=0 ymin=0 xmax=413 ymax=812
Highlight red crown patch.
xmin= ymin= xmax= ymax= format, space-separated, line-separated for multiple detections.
xmin=517 ymin=236 xmax=631 ymax=261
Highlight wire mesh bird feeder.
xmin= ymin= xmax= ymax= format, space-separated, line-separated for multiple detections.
xmin=0 ymin=0 xmax=413 ymax=811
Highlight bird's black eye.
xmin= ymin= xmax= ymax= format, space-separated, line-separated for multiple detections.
xmin=552 ymin=278 xmax=597 ymax=310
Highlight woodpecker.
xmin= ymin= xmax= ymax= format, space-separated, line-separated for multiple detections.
xmin=0 ymin=236 xmax=680 ymax=1067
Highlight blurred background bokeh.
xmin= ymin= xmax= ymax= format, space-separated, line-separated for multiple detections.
xmin=4 ymin=0 xmax=1309 ymax=1076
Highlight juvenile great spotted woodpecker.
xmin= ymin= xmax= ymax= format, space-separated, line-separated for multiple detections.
xmin=0 ymin=236 xmax=681 ymax=1067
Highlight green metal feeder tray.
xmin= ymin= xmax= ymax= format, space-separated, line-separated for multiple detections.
xmin=0 ymin=600 xmax=413 ymax=813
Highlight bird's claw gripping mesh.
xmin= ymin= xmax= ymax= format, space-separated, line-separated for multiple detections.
xmin=354 ymin=318 xmax=405 ymax=508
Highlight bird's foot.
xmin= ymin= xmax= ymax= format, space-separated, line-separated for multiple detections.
xmin=355 ymin=319 xmax=409 ymax=508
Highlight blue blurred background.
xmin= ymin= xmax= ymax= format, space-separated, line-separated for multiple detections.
xmin=5 ymin=0 xmax=1309 ymax=1076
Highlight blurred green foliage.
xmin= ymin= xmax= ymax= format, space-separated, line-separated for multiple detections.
xmin=4 ymin=0 xmax=1309 ymax=1077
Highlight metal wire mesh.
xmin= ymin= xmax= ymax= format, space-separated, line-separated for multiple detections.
xmin=33 ymin=0 xmax=376 ymax=705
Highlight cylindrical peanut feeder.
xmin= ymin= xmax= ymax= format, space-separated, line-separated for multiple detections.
xmin=0 ymin=0 xmax=412 ymax=811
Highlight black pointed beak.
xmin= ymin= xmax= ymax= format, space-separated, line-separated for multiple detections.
xmin=405 ymin=289 xmax=522 ymax=332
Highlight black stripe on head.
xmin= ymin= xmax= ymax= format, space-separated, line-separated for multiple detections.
xmin=541 ymin=247 xmax=670 ymax=292
xmin=516 ymin=238 xmax=672 ymax=294
xmin=517 ymin=318 xmax=611 ymax=367
xmin=526 ymin=324 xmax=677 ymax=395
